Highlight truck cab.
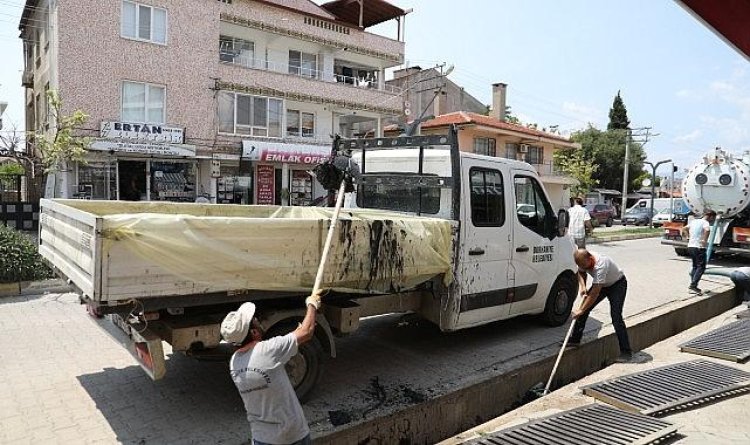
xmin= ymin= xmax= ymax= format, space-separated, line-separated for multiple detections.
xmin=345 ymin=131 xmax=578 ymax=331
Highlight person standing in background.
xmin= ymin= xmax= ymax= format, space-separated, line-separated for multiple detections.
xmin=568 ymin=197 xmax=593 ymax=248
xmin=681 ymin=210 xmax=716 ymax=295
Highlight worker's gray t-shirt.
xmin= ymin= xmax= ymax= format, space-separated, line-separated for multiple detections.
xmin=580 ymin=252 xmax=625 ymax=287
xmin=230 ymin=333 xmax=309 ymax=445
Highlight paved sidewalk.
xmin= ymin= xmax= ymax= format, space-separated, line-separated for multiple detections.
xmin=443 ymin=305 xmax=750 ymax=445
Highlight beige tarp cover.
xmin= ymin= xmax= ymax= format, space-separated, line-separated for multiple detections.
xmin=64 ymin=201 xmax=454 ymax=295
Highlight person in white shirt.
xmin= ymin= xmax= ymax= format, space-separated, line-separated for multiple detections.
xmin=680 ymin=210 xmax=716 ymax=295
xmin=567 ymin=198 xmax=593 ymax=248
xmin=221 ymin=292 xmax=322 ymax=445
xmin=567 ymin=248 xmax=633 ymax=362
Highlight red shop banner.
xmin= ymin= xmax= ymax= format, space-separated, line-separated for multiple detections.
xmin=255 ymin=164 xmax=275 ymax=205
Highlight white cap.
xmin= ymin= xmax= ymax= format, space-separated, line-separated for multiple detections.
xmin=220 ymin=302 xmax=256 ymax=344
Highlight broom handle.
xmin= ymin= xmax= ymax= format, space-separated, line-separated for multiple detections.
xmin=312 ymin=179 xmax=348 ymax=296
xmin=544 ymin=318 xmax=577 ymax=394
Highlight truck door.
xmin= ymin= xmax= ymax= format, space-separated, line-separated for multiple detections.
xmin=456 ymin=162 xmax=513 ymax=328
xmin=509 ymin=173 xmax=559 ymax=315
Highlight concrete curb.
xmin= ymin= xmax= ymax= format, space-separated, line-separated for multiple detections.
xmin=588 ymin=233 xmax=662 ymax=244
xmin=313 ymin=286 xmax=739 ymax=445
xmin=0 ymin=278 xmax=71 ymax=297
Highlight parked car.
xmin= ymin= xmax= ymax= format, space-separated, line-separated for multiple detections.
xmin=585 ymin=204 xmax=616 ymax=227
xmin=652 ymin=209 xmax=674 ymax=227
xmin=622 ymin=207 xmax=656 ymax=226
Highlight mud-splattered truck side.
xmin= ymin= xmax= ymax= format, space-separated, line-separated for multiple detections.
xmin=39 ymin=131 xmax=577 ymax=401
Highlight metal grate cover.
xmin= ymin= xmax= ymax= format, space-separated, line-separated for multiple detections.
xmin=680 ymin=319 xmax=750 ymax=362
xmin=469 ymin=404 xmax=676 ymax=445
xmin=582 ymin=359 xmax=750 ymax=416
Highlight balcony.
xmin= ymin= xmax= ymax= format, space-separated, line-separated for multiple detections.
xmin=21 ymin=69 xmax=33 ymax=88
xmin=219 ymin=51 xmax=402 ymax=95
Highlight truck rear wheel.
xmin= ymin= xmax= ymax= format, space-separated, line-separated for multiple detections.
xmin=267 ymin=324 xmax=323 ymax=403
xmin=540 ymin=275 xmax=576 ymax=326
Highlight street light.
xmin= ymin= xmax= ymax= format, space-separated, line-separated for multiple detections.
xmin=644 ymin=159 xmax=672 ymax=227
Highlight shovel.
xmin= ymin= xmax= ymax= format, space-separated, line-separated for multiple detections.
xmin=526 ymin=295 xmax=583 ymax=401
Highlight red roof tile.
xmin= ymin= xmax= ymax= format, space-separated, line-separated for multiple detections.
xmin=421 ymin=111 xmax=574 ymax=143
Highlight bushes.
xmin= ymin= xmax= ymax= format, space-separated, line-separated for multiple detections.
xmin=0 ymin=226 xmax=53 ymax=283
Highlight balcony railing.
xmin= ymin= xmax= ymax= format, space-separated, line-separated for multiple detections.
xmin=219 ymin=52 xmax=402 ymax=94
xmin=532 ymin=161 xmax=568 ymax=177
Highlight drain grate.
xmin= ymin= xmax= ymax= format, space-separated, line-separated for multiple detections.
xmin=582 ymin=359 xmax=750 ymax=416
xmin=469 ymin=404 xmax=677 ymax=445
xmin=680 ymin=319 xmax=750 ymax=362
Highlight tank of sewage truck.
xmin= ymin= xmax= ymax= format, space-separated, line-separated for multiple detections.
xmin=683 ymin=147 xmax=750 ymax=218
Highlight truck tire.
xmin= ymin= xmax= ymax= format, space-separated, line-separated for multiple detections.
xmin=675 ymin=247 xmax=689 ymax=257
xmin=540 ymin=275 xmax=576 ymax=326
xmin=266 ymin=324 xmax=323 ymax=403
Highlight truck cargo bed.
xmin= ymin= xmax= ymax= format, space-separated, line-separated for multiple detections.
xmin=39 ymin=199 xmax=454 ymax=304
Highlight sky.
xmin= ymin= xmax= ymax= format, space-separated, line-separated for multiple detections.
xmin=1 ymin=0 xmax=749 ymax=178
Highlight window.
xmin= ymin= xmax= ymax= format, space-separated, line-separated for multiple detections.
xmin=122 ymin=81 xmax=165 ymax=123
xmin=357 ymin=180 xmax=441 ymax=214
xmin=122 ymin=1 xmax=167 ymax=44
xmin=527 ymin=146 xmax=544 ymax=164
xmin=289 ymin=50 xmax=317 ymax=78
xmin=514 ymin=176 xmax=553 ymax=236
xmin=470 ymin=168 xmax=504 ymax=226
xmin=505 ymin=143 xmax=517 ymax=159
xmin=43 ymin=82 xmax=50 ymax=129
xmin=217 ymin=91 xmax=282 ymax=137
xmin=34 ymin=93 xmax=41 ymax=130
xmin=473 ymin=137 xmax=496 ymax=157
xmin=219 ymin=35 xmax=254 ymax=67
xmin=286 ymin=110 xmax=315 ymax=138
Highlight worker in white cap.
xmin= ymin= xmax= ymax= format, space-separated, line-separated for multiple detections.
xmin=221 ymin=291 xmax=321 ymax=445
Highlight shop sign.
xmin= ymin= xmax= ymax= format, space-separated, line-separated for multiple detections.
xmin=242 ymin=140 xmax=330 ymax=165
xmin=256 ymin=164 xmax=275 ymax=205
xmin=90 ymin=140 xmax=196 ymax=157
xmin=100 ymin=121 xmax=184 ymax=144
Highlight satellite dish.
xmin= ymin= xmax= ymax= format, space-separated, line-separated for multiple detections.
xmin=642 ymin=178 xmax=652 ymax=187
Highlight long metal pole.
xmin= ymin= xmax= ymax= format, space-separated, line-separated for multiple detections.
xmin=650 ymin=164 xmax=657 ymax=228
xmin=312 ymin=179 xmax=348 ymax=296
xmin=669 ymin=162 xmax=675 ymax=222
xmin=621 ymin=129 xmax=630 ymax=217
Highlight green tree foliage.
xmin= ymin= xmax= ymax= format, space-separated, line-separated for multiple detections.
xmin=0 ymin=163 xmax=25 ymax=176
xmin=564 ymin=126 xmax=645 ymax=193
xmin=32 ymin=90 xmax=90 ymax=172
xmin=607 ymin=90 xmax=631 ymax=131
xmin=553 ymin=149 xmax=598 ymax=196
xmin=505 ymin=105 xmax=521 ymax=124
xmin=0 ymin=226 xmax=52 ymax=283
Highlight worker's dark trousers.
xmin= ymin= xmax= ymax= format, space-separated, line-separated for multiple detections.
xmin=570 ymin=276 xmax=632 ymax=354
xmin=688 ymin=247 xmax=707 ymax=288
xmin=730 ymin=270 xmax=750 ymax=302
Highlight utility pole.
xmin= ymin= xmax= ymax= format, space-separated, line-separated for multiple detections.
xmin=621 ymin=129 xmax=631 ymax=217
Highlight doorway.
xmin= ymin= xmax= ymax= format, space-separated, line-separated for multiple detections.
xmin=118 ymin=160 xmax=147 ymax=201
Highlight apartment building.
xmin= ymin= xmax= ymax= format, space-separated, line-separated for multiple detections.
xmin=387 ymin=84 xmax=580 ymax=209
xmin=20 ymin=0 xmax=407 ymax=205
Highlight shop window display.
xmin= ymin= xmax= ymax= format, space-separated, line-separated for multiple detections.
xmin=151 ymin=162 xmax=196 ymax=202
xmin=75 ymin=161 xmax=117 ymax=200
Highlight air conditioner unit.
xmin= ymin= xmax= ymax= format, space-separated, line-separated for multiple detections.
xmin=519 ymin=144 xmax=529 ymax=153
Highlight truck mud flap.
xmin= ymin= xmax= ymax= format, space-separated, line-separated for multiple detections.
xmin=94 ymin=314 xmax=167 ymax=380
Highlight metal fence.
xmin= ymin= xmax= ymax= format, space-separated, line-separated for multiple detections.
xmin=0 ymin=173 xmax=41 ymax=231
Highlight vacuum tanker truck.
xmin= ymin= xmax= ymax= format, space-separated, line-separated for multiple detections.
xmin=662 ymin=147 xmax=750 ymax=257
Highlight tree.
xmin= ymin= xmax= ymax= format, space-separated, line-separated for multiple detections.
xmin=607 ymin=90 xmax=630 ymax=130
xmin=31 ymin=90 xmax=90 ymax=172
xmin=567 ymin=125 xmax=645 ymax=193
xmin=553 ymin=148 xmax=598 ymax=196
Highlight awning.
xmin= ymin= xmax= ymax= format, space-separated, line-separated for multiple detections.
xmin=320 ymin=0 xmax=407 ymax=28
xmin=677 ymin=0 xmax=750 ymax=61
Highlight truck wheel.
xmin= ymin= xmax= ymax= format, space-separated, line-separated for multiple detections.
xmin=675 ymin=247 xmax=690 ymax=257
xmin=267 ymin=324 xmax=323 ymax=403
xmin=606 ymin=217 xmax=613 ymax=227
xmin=540 ymin=275 xmax=576 ymax=326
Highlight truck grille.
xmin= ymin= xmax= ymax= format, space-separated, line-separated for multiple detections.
xmin=680 ymin=319 xmax=750 ymax=362
xmin=469 ymin=404 xmax=677 ymax=445
xmin=581 ymin=359 xmax=750 ymax=416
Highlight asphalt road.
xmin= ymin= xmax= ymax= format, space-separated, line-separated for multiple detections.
xmin=0 ymin=238 xmax=744 ymax=444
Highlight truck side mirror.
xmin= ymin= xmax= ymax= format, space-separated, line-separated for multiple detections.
xmin=557 ymin=209 xmax=569 ymax=238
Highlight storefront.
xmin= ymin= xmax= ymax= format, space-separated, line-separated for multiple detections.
xmin=71 ymin=121 xmax=198 ymax=202
xmin=242 ymin=140 xmax=330 ymax=206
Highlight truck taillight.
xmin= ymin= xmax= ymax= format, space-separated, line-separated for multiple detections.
xmin=738 ymin=235 xmax=747 ymax=242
